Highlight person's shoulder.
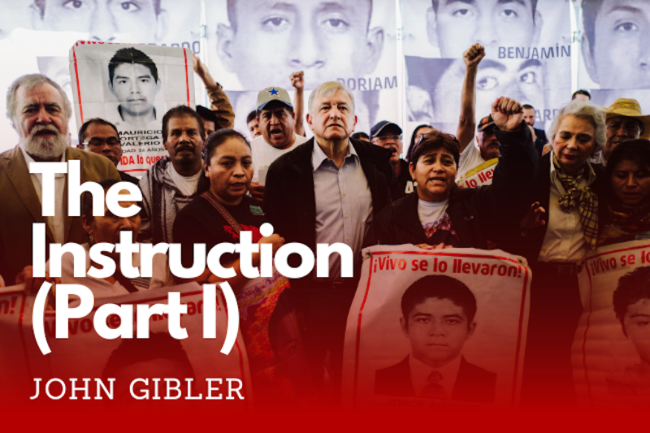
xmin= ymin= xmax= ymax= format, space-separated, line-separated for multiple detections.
xmin=0 ymin=145 xmax=20 ymax=160
xmin=0 ymin=146 xmax=21 ymax=171
xmin=460 ymin=357 xmax=497 ymax=381
xmin=384 ymin=191 xmax=417 ymax=214
xmin=352 ymin=137 xmax=390 ymax=160
xmin=294 ymin=134 xmax=309 ymax=145
xmin=119 ymin=170 xmax=140 ymax=184
xmin=250 ymin=135 xmax=266 ymax=150
xmin=177 ymin=194 xmax=211 ymax=218
xmin=68 ymin=147 xmax=111 ymax=165
xmin=139 ymin=157 xmax=171 ymax=184
xmin=376 ymin=357 xmax=410 ymax=377
xmin=270 ymin=137 xmax=314 ymax=169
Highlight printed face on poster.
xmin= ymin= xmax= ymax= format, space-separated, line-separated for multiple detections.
xmin=579 ymin=0 xmax=650 ymax=113
xmin=402 ymin=0 xmax=571 ymax=141
xmin=574 ymin=240 xmax=650 ymax=406
xmin=0 ymin=0 xmax=201 ymax=153
xmin=204 ymin=0 xmax=399 ymax=137
xmin=69 ymin=42 xmax=195 ymax=174
xmin=343 ymin=245 xmax=530 ymax=407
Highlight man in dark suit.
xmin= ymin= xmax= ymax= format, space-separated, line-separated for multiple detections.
xmin=374 ymin=275 xmax=496 ymax=403
xmin=0 ymin=74 xmax=120 ymax=286
xmin=263 ymin=81 xmax=395 ymax=390
xmin=523 ymin=104 xmax=548 ymax=156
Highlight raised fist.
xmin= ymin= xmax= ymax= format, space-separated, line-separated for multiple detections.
xmin=290 ymin=71 xmax=304 ymax=90
xmin=491 ymin=97 xmax=524 ymax=132
xmin=463 ymin=43 xmax=485 ymax=68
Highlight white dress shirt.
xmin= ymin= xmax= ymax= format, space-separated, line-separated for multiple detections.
xmin=409 ymin=355 xmax=462 ymax=399
xmin=537 ymin=160 xmax=597 ymax=263
xmin=312 ymin=141 xmax=372 ymax=279
xmin=21 ymin=147 xmax=66 ymax=244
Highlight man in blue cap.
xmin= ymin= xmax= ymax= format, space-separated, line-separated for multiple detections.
xmin=371 ymin=120 xmax=413 ymax=198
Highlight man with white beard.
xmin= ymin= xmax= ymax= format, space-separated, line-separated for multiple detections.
xmin=0 ymin=74 xmax=120 ymax=286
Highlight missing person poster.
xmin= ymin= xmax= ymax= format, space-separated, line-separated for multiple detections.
xmin=69 ymin=41 xmax=195 ymax=175
xmin=342 ymin=245 xmax=531 ymax=408
xmin=204 ymin=0 xmax=399 ymax=136
xmin=402 ymin=0 xmax=571 ymax=142
xmin=578 ymin=0 xmax=650 ymax=112
xmin=0 ymin=0 xmax=202 ymax=153
xmin=573 ymin=240 xmax=650 ymax=407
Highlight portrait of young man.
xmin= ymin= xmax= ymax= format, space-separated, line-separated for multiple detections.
xmin=215 ymin=0 xmax=385 ymax=90
xmin=30 ymin=0 xmax=167 ymax=44
xmin=108 ymin=47 xmax=161 ymax=128
xmin=406 ymin=56 xmax=545 ymax=125
xmin=582 ymin=0 xmax=650 ymax=92
xmin=425 ymin=0 xmax=542 ymax=58
xmin=374 ymin=275 xmax=496 ymax=403
xmin=608 ymin=267 xmax=650 ymax=398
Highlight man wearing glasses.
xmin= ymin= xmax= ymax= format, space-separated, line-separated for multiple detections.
xmin=371 ymin=120 xmax=412 ymax=198
xmin=78 ymin=118 xmax=139 ymax=184
xmin=590 ymin=99 xmax=650 ymax=165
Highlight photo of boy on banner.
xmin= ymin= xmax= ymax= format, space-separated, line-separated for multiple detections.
xmin=69 ymin=42 xmax=194 ymax=174
xmin=574 ymin=240 xmax=650 ymax=405
xmin=342 ymin=245 xmax=531 ymax=407
xmin=374 ymin=275 xmax=497 ymax=403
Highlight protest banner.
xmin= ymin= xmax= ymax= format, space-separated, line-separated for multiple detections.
xmin=0 ymin=286 xmax=49 ymax=400
xmin=573 ymin=240 xmax=650 ymax=407
xmin=69 ymin=41 xmax=195 ymax=175
xmin=42 ymin=283 xmax=251 ymax=403
xmin=457 ymin=158 xmax=498 ymax=189
xmin=342 ymin=245 xmax=530 ymax=408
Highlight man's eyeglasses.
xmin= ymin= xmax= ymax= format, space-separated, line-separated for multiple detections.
xmin=83 ymin=138 xmax=121 ymax=148
xmin=606 ymin=119 xmax=642 ymax=134
xmin=375 ymin=134 xmax=402 ymax=142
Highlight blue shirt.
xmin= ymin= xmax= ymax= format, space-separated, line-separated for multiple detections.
xmin=312 ymin=141 xmax=373 ymax=279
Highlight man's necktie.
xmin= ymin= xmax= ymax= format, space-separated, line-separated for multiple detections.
xmin=421 ymin=371 xmax=446 ymax=399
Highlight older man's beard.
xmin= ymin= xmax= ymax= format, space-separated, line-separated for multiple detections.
xmin=21 ymin=125 xmax=68 ymax=159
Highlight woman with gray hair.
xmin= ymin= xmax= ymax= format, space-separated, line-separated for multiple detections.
xmin=516 ymin=99 xmax=608 ymax=404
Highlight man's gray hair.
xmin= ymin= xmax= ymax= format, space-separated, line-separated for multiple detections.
xmin=547 ymin=99 xmax=606 ymax=155
xmin=6 ymin=74 xmax=72 ymax=122
xmin=308 ymin=81 xmax=355 ymax=115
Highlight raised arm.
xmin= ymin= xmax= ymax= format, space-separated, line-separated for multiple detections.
xmin=457 ymin=44 xmax=485 ymax=152
xmin=481 ymin=97 xmax=538 ymax=230
xmin=193 ymin=54 xmax=235 ymax=129
xmin=290 ymin=71 xmax=305 ymax=136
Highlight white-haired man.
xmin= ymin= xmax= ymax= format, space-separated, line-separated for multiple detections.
xmin=0 ymin=74 xmax=120 ymax=286
xmin=263 ymin=81 xmax=395 ymax=391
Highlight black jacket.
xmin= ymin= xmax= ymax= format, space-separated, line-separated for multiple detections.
xmin=374 ymin=126 xmax=538 ymax=249
xmin=374 ymin=356 xmax=496 ymax=403
xmin=509 ymin=153 xmax=608 ymax=263
xmin=263 ymin=137 xmax=396 ymax=273
xmin=533 ymin=128 xmax=548 ymax=156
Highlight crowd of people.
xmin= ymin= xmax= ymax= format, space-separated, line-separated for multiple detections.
xmin=0 ymin=41 xmax=649 ymax=406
